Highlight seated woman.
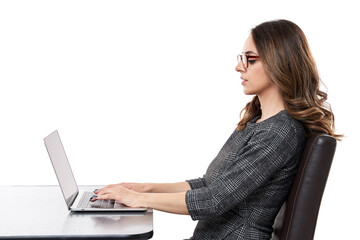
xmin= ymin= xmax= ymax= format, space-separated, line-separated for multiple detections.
xmin=91 ymin=19 xmax=342 ymax=240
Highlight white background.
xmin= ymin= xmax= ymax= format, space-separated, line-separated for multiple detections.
xmin=0 ymin=0 xmax=359 ymax=239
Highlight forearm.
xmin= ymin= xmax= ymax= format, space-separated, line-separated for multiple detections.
xmin=140 ymin=192 xmax=189 ymax=215
xmin=147 ymin=182 xmax=191 ymax=193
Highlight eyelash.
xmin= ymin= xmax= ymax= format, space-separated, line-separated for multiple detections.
xmin=248 ymin=59 xmax=257 ymax=65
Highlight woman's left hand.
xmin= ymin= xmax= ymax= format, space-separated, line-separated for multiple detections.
xmin=91 ymin=185 xmax=144 ymax=208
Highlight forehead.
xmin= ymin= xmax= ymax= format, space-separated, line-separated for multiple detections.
xmin=243 ymin=35 xmax=258 ymax=55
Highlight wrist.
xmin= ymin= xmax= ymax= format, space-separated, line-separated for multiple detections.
xmin=138 ymin=192 xmax=150 ymax=208
xmin=144 ymin=183 xmax=155 ymax=193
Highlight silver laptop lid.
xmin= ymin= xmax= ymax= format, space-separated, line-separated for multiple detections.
xmin=44 ymin=130 xmax=79 ymax=210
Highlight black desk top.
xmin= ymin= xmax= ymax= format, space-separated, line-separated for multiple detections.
xmin=0 ymin=185 xmax=153 ymax=239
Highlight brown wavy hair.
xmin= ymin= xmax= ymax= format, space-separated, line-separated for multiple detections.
xmin=236 ymin=19 xmax=343 ymax=141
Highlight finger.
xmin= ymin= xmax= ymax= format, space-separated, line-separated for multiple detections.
xmin=94 ymin=184 xmax=112 ymax=194
xmin=91 ymin=193 xmax=114 ymax=202
xmin=90 ymin=196 xmax=97 ymax=202
xmin=91 ymin=195 xmax=103 ymax=202
xmin=95 ymin=188 xmax=108 ymax=194
xmin=94 ymin=189 xmax=104 ymax=195
xmin=97 ymin=188 xmax=116 ymax=196
xmin=89 ymin=194 xmax=98 ymax=201
xmin=95 ymin=190 xmax=115 ymax=198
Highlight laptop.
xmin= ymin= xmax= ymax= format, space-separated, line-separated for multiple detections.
xmin=44 ymin=130 xmax=147 ymax=212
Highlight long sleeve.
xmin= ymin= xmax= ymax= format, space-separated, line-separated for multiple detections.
xmin=186 ymin=176 xmax=207 ymax=190
xmin=185 ymin=122 xmax=301 ymax=221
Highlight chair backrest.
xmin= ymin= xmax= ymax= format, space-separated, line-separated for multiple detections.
xmin=270 ymin=133 xmax=337 ymax=240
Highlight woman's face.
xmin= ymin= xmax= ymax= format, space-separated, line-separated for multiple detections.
xmin=235 ymin=35 xmax=274 ymax=96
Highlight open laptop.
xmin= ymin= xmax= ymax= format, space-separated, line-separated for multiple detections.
xmin=44 ymin=130 xmax=147 ymax=212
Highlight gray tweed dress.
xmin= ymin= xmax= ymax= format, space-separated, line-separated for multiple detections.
xmin=185 ymin=110 xmax=306 ymax=240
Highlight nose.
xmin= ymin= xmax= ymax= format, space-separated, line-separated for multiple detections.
xmin=235 ymin=61 xmax=246 ymax=73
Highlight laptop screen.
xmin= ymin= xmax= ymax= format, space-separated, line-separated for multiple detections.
xmin=44 ymin=130 xmax=79 ymax=209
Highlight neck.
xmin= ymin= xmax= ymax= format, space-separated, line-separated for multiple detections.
xmin=257 ymin=87 xmax=285 ymax=121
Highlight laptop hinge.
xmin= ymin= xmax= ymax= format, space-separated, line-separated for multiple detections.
xmin=66 ymin=190 xmax=79 ymax=210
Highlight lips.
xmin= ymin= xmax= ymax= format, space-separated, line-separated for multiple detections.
xmin=241 ymin=77 xmax=248 ymax=85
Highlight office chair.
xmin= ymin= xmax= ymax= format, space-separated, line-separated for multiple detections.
xmin=270 ymin=133 xmax=337 ymax=240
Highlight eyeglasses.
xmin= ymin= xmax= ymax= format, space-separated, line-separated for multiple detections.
xmin=237 ymin=53 xmax=260 ymax=69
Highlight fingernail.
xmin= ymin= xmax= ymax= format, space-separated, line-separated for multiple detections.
xmin=89 ymin=195 xmax=98 ymax=201
xmin=94 ymin=189 xmax=99 ymax=193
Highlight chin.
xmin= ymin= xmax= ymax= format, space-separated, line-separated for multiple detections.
xmin=243 ymin=89 xmax=256 ymax=95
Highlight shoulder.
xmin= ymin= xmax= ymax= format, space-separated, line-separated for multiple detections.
xmin=273 ymin=110 xmax=305 ymax=135
xmin=251 ymin=110 xmax=306 ymax=145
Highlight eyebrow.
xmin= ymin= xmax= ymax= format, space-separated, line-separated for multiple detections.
xmin=244 ymin=50 xmax=258 ymax=55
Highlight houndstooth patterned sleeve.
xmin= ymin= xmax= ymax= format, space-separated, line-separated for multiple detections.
xmin=185 ymin=122 xmax=300 ymax=221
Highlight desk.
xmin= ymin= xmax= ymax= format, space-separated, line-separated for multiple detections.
xmin=0 ymin=186 xmax=153 ymax=239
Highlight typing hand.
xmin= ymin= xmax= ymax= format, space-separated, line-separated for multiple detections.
xmin=91 ymin=184 xmax=144 ymax=208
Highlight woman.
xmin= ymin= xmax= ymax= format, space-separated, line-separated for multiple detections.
xmin=92 ymin=19 xmax=342 ymax=239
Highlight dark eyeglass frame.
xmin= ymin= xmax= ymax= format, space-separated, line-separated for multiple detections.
xmin=237 ymin=54 xmax=260 ymax=68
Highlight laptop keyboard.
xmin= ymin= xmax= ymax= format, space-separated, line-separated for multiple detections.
xmin=77 ymin=191 xmax=116 ymax=209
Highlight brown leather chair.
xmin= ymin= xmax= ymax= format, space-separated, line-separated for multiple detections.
xmin=271 ymin=133 xmax=337 ymax=240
